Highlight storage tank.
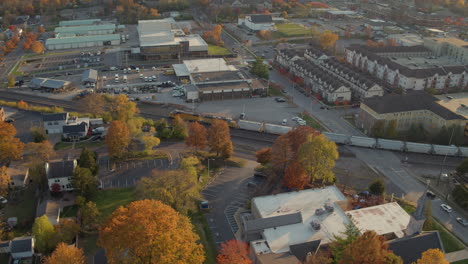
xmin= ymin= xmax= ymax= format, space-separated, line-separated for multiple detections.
xmin=377 ymin=138 xmax=404 ymax=151
xmin=349 ymin=136 xmax=376 ymax=148
xmin=238 ymin=120 xmax=264 ymax=132
xmin=264 ymin=123 xmax=292 ymax=135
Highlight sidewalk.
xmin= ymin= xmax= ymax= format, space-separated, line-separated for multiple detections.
xmin=446 ymin=248 xmax=468 ymax=263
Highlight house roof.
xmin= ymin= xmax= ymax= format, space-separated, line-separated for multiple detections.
xmin=42 ymin=113 xmax=68 ymax=122
xmin=388 ymin=232 xmax=444 ymax=264
xmin=10 ymin=237 xmax=33 ymax=253
xmin=362 ymin=92 xmax=466 ymax=120
xmin=256 ymin=252 xmax=300 ymax=264
xmin=249 ymin=14 xmax=273 ymax=23
xmin=47 ymin=160 xmax=76 ymax=179
xmin=0 ymin=241 xmax=9 ymax=248
xmin=346 ymin=202 xmax=410 ymax=238
xmin=63 ymin=122 xmax=88 ymax=134
xmin=289 ymin=240 xmax=321 ymax=262
xmin=244 ymin=212 xmax=303 ymax=233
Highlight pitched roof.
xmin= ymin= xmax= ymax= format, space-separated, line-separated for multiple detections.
xmin=47 ymin=160 xmax=76 ymax=179
xmin=63 ymin=122 xmax=88 ymax=134
xmin=289 ymin=240 xmax=321 ymax=262
xmin=362 ymin=92 xmax=466 ymax=120
xmin=388 ymin=232 xmax=444 ymax=264
xmin=244 ymin=212 xmax=302 ymax=233
xmin=82 ymin=69 xmax=98 ymax=82
xmin=249 ymin=14 xmax=273 ymax=23
xmin=10 ymin=237 xmax=33 ymax=253
xmin=256 ymin=252 xmax=301 ymax=264
xmin=42 ymin=113 xmax=68 ymax=122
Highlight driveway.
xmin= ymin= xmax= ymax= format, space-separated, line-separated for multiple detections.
xmin=201 ymin=159 xmax=258 ymax=245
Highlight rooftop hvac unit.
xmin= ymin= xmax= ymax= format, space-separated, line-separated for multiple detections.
xmin=324 ymin=204 xmax=334 ymax=213
xmin=311 ymin=221 xmax=321 ymax=230
xmin=315 ymin=208 xmax=325 ymax=215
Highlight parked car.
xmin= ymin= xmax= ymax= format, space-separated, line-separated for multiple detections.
xmin=240 ymin=113 xmax=246 ymax=119
xmin=281 ymin=119 xmax=287 ymax=125
xmin=275 ymin=97 xmax=286 ymax=102
xmin=426 ymin=191 xmax=436 ymax=199
xmin=440 ymin=204 xmax=452 ymax=213
xmin=456 ymin=217 xmax=468 ymax=227
xmin=0 ymin=196 xmax=7 ymax=204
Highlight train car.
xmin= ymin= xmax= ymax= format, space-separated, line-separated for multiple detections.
xmin=238 ymin=120 xmax=264 ymax=132
xmin=169 ymin=110 xmax=202 ymax=122
xmin=405 ymin=142 xmax=432 ymax=154
xmin=322 ymin=132 xmax=350 ymax=144
xmin=432 ymin=144 xmax=459 ymax=156
xmin=201 ymin=114 xmax=238 ymax=128
xmin=459 ymin=147 xmax=468 ymax=157
xmin=377 ymin=138 xmax=405 ymax=151
xmin=349 ymin=136 xmax=376 ymax=148
xmin=264 ymin=123 xmax=292 ymax=135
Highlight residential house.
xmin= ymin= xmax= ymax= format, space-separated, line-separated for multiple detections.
xmin=63 ymin=122 xmax=89 ymax=140
xmin=43 ymin=112 xmax=69 ymax=134
xmin=357 ymin=92 xmax=467 ymax=135
xmin=238 ymin=14 xmax=276 ymax=32
xmin=10 ymin=237 xmax=34 ymax=259
xmin=6 ymin=162 xmax=30 ymax=188
xmin=46 ymin=159 xmax=77 ymax=192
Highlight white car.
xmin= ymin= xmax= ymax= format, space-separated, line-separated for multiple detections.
xmin=440 ymin=204 xmax=452 ymax=213
xmin=298 ymin=120 xmax=306 ymax=126
xmin=0 ymin=196 xmax=7 ymax=204
xmin=292 ymin=116 xmax=300 ymax=121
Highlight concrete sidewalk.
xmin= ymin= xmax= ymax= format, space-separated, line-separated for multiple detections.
xmin=445 ymin=248 xmax=468 ymax=263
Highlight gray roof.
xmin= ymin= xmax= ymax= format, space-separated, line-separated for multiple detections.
xmin=244 ymin=212 xmax=302 ymax=233
xmin=388 ymin=232 xmax=444 ymax=264
xmin=46 ymin=34 xmax=120 ymax=45
xmin=59 ymin=19 xmax=101 ymax=27
xmin=63 ymin=122 xmax=88 ymax=134
xmin=42 ymin=113 xmax=68 ymax=122
xmin=31 ymin=78 xmax=70 ymax=89
xmin=0 ymin=241 xmax=9 ymax=248
xmin=362 ymin=92 xmax=466 ymax=120
xmin=47 ymin=160 xmax=75 ymax=179
xmin=290 ymin=240 xmax=321 ymax=262
xmin=54 ymin=23 xmax=115 ymax=34
xmin=250 ymin=14 xmax=273 ymax=23
xmin=82 ymin=69 xmax=98 ymax=82
xmin=10 ymin=237 xmax=33 ymax=253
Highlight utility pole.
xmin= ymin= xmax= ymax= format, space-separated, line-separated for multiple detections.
xmin=437 ymin=126 xmax=456 ymax=186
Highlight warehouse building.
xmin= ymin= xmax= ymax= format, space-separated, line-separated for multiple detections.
xmin=59 ymin=19 xmax=102 ymax=27
xmin=138 ymin=18 xmax=208 ymax=60
xmin=46 ymin=34 xmax=120 ymax=50
xmin=54 ymin=23 xmax=116 ymax=36
xmin=29 ymin=78 xmax=72 ymax=93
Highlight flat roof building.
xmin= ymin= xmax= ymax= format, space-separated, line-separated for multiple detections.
xmin=29 ymin=78 xmax=72 ymax=93
xmin=59 ymin=19 xmax=101 ymax=27
xmin=54 ymin=23 xmax=116 ymax=36
xmin=46 ymin=34 xmax=121 ymax=50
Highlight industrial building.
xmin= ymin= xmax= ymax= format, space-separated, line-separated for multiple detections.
xmin=82 ymin=69 xmax=98 ymax=84
xmin=54 ymin=24 xmax=116 ymax=36
xmin=45 ymin=34 xmax=120 ymax=50
xmin=59 ymin=19 xmax=102 ymax=27
xmin=29 ymin=78 xmax=72 ymax=93
xmin=173 ymin=58 xmax=266 ymax=101
xmin=138 ymin=18 xmax=208 ymax=60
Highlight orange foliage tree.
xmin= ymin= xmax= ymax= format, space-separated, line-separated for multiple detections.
xmin=255 ymin=147 xmax=272 ymax=165
xmin=186 ymin=122 xmax=207 ymax=150
xmin=271 ymin=134 xmax=292 ymax=171
xmin=339 ymin=231 xmax=399 ymax=264
xmin=287 ymin=126 xmax=319 ymax=156
xmin=106 ymin=120 xmax=130 ymax=159
xmin=319 ymin=31 xmax=339 ymax=50
xmin=38 ymin=25 xmax=46 ymax=33
xmin=217 ymin=239 xmax=252 ymax=264
xmin=0 ymin=166 xmax=8 ymax=197
xmin=31 ymin=41 xmax=45 ymax=54
xmin=207 ymin=120 xmax=233 ymax=158
xmin=257 ymin=30 xmax=272 ymax=40
xmin=44 ymin=243 xmax=85 ymax=264
xmin=413 ymin=249 xmax=448 ymax=264
xmin=0 ymin=122 xmax=25 ymax=163
xmin=98 ymin=200 xmax=205 ymax=264
xmin=283 ymin=161 xmax=308 ymax=190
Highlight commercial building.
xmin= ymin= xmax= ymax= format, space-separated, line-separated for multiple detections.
xmin=238 ymin=14 xmax=276 ymax=32
xmin=138 ymin=18 xmax=208 ymax=60
xmin=54 ymin=23 xmax=116 ymax=36
xmin=345 ymin=44 xmax=468 ymax=91
xmin=59 ymin=18 xmax=102 ymax=27
xmin=29 ymin=78 xmax=72 ymax=93
xmin=173 ymin=58 xmax=267 ymax=101
xmin=357 ymin=92 xmax=467 ymax=135
xmin=45 ymin=34 xmax=121 ymax=50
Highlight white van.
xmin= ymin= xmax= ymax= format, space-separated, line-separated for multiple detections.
xmin=123 ymin=75 xmax=128 ymax=82
xmin=281 ymin=119 xmax=287 ymax=125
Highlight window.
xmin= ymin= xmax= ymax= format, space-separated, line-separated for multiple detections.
xmin=48 ymin=122 xmax=52 ymax=125
xmin=54 ymin=122 xmax=59 ymax=125
xmin=54 ymin=179 xmax=60 ymax=182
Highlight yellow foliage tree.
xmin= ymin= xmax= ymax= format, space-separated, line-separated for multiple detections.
xmin=298 ymin=134 xmax=338 ymax=184
xmin=31 ymin=41 xmax=45 ymax=54
xmin=44 ymin=243 xmax=85 ymax=264
xmin=98 ymin=200 xmax=205 ymax=264
xmin=0 ymin=122 xmax=25 ymax=163
xmin=106 ymin=120 xmax=130 ymax=159
xmin=319 ymin=30 xmax=339 ymax=50
xmin=413 ymin=249 xmax=448 ymax=264
xmin=0 ymin=166 xmax=9 ymax=197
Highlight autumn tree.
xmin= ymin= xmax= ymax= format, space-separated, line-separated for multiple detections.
xmin=30 ymin=126 xmax=47 ymax=142
xmin=140 ymin=135 xmax=161 ymax=154
xmin=180 ymin=156 xmax=200 ymax=179
xmin=0 ymin=166 xmax=8 ymax=197
xmin=186 ymin=122 xmax=208 ymax=150
xmin=7 ymin=75 xmax=15 ymax=87
xmin=78 ymin=147 xmax=98 ymax=176
xmin=31 ymin=41 xmax=45 ymax=54
xmin=306 ymin=250 xmax=333 ymax=264
xmin=385 ymin=253 xmax=403 ymax=264
xmin=38 ymin=25 xmax=46 ymax=33
xmin=172 ymin=115 xmax=188 ymax=139
xmin=385 ymin=120 xmax=398 ymax=139
xmin=257 ymin=30 xmax=272 ymax=40
xmin=98 ymin=200 xmax=205 ymax=264
xmin=17 ymin=100 xmax=29 ymax=110
xmin=53 ymin=219 xmax=80 ymax=245
xmin=387 ymin=38 xmax=398 ymax=46
xmin=81 ymin=201 xmax=101 ymax=230
xmin=33 ymin=215 xmax=57 ymax=253
xmin=330 ymin=223 xmax=360 ymax=263
xmin=413 ymin=248 xmax=448 ymax=264
xmin=298 ymin=134 xmax=338 ymax=184
xmin=369 ymin=178 xmax=385 ymax=196
xmin=72 ymin=167 xmax=98 ymax=199
xmin=365 ymin=26 xmax=373 ymax=38
xmin=109 ymin=94 xmax=138 ymax=122
xmin=212 ymin=24 xmax=223 ymax=43
xmin=136 ymin=170 xmax=199 ymax=214
xmin=271 ymin=134 xmax=292 ymax=171
xmin=24 ymin=141 xmax=55 ymax=165
xmin=319 ymin=30 xmax=339 ymax=50
xmin=81 ymin=93 xmax=105 ymax=117
xmin=217 ymin=239 xmax=251 ymax=264
xmin=44 ymin=243 xmax=85 ymax=264
xmin=282 ymin=11 xmax=288 ymax=19
xmin=283 ymin=161 xmax=308 ymax=190
xmin=287 ymin=126 xmax=319 ymax=156
xmin=256 ymin=147 xmax=272 ymax=165
xmin=208 ymin=120 xmax=234 ymax=158
xmin=0 ymin=122 xmax=25 ymax=163
xmin=106 ymin=120 xmax=130 ymax=159
xmin=339 ymin=231 xmax=397 ymax=264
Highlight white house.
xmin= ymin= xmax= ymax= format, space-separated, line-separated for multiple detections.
xmin=10 ymin=237 xmax=34 ymax=259
xmin=46 ymin=159 xmax=77 ymax=192
xmin=238 ymin=14 xmax=276 ymax=31
xmin=63 ymin=122 xmax=89 ymax=140
xmin=43 ymin=112 xmax=69 ymax=134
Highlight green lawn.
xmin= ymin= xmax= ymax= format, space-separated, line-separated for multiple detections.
xmin=60 ymin=205 xmax=79 ymax=218
xmin=208 ymin=44 xmax=232 ymax=56
xmin=54 ymin=140 xmax=106 ymax=150
xmin=268 ymin=84 xmax=283 ymax=96
xmin=423 ymin=219 xmax=465 ymax=253
xmin=93 ymin=187 xmax=136 ymax=220
xmin=81 ymin=234 xmax=99 ymax=256
xmin=300 ymin=112 xmax=326 ymax=131
xmin=5 ymin=187 xmax=37 ymax=230
xmin=190 ymin=211 xmax=218 ymax=264
xmin=452 ymin=260 xmax=468 ymax=264
xmin=273 ymin=23 xmax=310 ymax=38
